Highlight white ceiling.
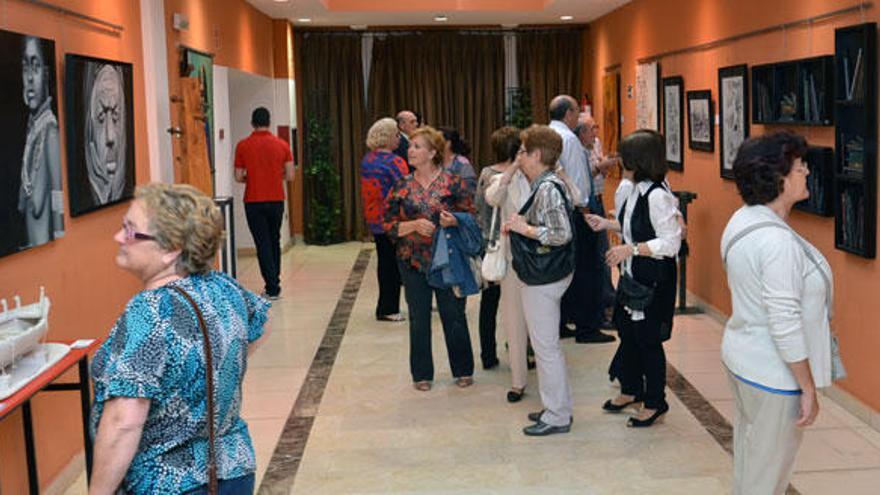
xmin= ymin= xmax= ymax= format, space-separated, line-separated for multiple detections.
xmin=245 ymin=0 xmax=630 ymax=27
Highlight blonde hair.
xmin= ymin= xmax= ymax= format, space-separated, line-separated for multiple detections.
xmin=135 ymin=183 xmax=223 ymax=275
xmin=366 ymin=117 xmax=399 ymax=150
xmin=410 ymin=126 xmax=446 ymax=166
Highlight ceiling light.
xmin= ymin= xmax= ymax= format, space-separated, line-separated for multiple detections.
xmin=297 ymin=18 xmax=312 ymax=23
xmin=434 ymin=15 xmax=448 ymax=22
xmin=350 ymin=24 xmax=368 ymax=30
xmin=273 ymin=0 xmax=288 ymax=3
xmin=560 ymin=15 xmax=574 ymax=21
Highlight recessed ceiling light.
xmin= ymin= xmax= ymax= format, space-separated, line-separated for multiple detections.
xmin=434 ymin=15 xmax=448 ymax=22
xmin=350 ymin=24 xmax=368 ymax=30
xmin=297 ymin=18 xmax=312 ymax=23
xmin=560 ymin=15 xmax=574 ymax=21
xmin=273 ymin=0 xmax=288 ymax=3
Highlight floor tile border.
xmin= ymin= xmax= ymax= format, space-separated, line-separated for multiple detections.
xmin=257 ymin=248 xmax=372 ymax=495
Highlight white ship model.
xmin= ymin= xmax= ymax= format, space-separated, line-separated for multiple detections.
xmin=0 ymin=288 xmax=50 ymax=372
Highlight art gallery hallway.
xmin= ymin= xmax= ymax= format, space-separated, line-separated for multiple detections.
xmin=56 ymin=242 xmax=880 ymax=494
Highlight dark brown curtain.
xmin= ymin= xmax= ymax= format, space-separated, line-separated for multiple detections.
xmin=517 ymin=29 xmax=584 ymax=125
xmin=368 ymin=32 xmax=506 ymax=169
xmin=298 ymin=31 xmax=368 ymax=242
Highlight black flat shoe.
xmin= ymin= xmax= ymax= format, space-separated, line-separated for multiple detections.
xmin=482 ymin=358 xmax=500 ymax=370
xmin=627 ymin=403 xmax=669 ymax=428
xmin=523 ymin=419 xmax=571 ymax=436
xmin=507 ymin=388 xmax=524 ymax=403
xmin=575 ymin=331 xmax=616 ymax=344
xmin=527 ymin=409 xmax=545 ymax=422
xmin=602 ymin=397 xmax=642 ymax=413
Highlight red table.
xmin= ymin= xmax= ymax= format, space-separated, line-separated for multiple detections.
xmin=0 ymin=339 xmax=101 ymax=495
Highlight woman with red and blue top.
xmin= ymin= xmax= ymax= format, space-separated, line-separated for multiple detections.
xmin=383 ymin=126 xmax=476 ymax=392
xmin=361 ymin=118 xmax=410 ymax=322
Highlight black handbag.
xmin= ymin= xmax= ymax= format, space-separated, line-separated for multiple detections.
xmin=616 ymin=272 xmax=655 ymax=312
xmin=510 ymin=180 xmax=575 ymax=286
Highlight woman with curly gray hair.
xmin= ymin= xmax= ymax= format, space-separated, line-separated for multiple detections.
xmin=721 ymin=131 xmax=835 ymax=495
xmin=89 ymin=183 xmax=269 ymax=495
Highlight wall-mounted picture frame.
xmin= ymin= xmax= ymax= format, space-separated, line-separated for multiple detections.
xmin=636 ymin=61 xmax=660 ymax=130
xmin=687 ymin=90 xmax=714 ymax=152
xmin=602 ymin=71 xmax=621 ymax=154
xmin=663 ymin=76 xmax=684 ymax=171
xmin=719 ymin=64 xmax=749 ymax=180
xmin=65 ymin=54 xmax=135 ymax=217
xmin=0 ymin=30 xmax=64 ymax=259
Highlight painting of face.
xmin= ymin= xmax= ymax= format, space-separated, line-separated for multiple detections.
xmin=65 ymin=54 xmax=135 ymax=217
xmin=22 ymin=37 xmax=46 ymax=113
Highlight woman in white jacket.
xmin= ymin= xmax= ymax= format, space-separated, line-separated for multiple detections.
xmin=721 ymin=131 xmax=835 ymax=495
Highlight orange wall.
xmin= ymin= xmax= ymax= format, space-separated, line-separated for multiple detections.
xmin=588 ymin=0 xmax=880 ymax=411
xmin=0 ymin=1 xmax=150 ymax=493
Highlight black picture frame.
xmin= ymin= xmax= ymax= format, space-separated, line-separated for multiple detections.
xmin=686 ymin=90 xmax=714 ymax=152
xmin=719 ymin=64 xmax=750 ymax=180
xmin=663 ymin=76 xmax=684 ymax=171
xmin=64 ymin=53 xmax=136 ymax=217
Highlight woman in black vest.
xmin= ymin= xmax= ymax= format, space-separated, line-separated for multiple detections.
xmin=585 ymin=129 xmax=682 ymax=427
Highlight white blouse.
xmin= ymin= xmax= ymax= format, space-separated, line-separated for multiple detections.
xmin=721 ymin=205 xmax=833 ymax=390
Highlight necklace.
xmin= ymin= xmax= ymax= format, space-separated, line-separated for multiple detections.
xmin=414 ymin=167 xmax=442 ymax=189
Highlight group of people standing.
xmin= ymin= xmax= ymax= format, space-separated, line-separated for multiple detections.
xmin=359 ymin=95 xmax=684 ymax=435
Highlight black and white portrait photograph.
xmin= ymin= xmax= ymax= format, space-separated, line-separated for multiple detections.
xmin=663 ymin=76 xmax=684 ymax=171
xmin=687 ymin=89 xmax=714 ymax=152
xmin=719 ymin=64 xmax=749 ymax=179
xmin=65 ymin=54 xmax=135 ymax=217
xmin=0 ymin=30 xmax=63 ymax=259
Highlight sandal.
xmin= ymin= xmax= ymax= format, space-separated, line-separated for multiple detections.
xmin=377 ymin=313 xmax=405 ymax=322
xmin=455 ymin=376 xmax=474 ymax=388
xmin=413 ymin=381 xmax=432 ymax=391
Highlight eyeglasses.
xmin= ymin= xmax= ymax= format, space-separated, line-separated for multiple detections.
xmin=517 ymin=147 xmax=528 ymax=156
xmin=122 ymin=222 xmax=157 ymax=243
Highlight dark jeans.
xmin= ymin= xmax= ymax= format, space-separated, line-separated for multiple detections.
xmin=478 ymin=283 xmax=501 ymax=366
xmin=183 ymin=473 xmax=255 ymax=495
xmin=374 ymin=233 xmax=402 ymax=317
xmin=561 ymin=211 xmax=605 ymax=335
xmin=617 ymin=307 xmax=668 ymax=410
xmin=399 ymin=262 xmax=474 ymax=382
xmin=244 ymin=201 xmax=284 ymax=296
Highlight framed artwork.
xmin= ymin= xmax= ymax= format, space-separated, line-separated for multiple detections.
xmin=182 ymin=47 xmax=214 ymax=171
xmin=636 ymin=61 xmax=660 ymax=130
xmin=662 ymin=76 xmax=684 ymax=171
xmin=65 ymin=54 xmax=135 ymax=217
xmin=602 ymin=72 xmax=621 ymax=153
xmin=687 ymin=90 xmax=714 ymax=152
xmin=719 ymin=64 xmax=749 ymax=179
xmin=0 ymin=30 xmax=64 ymax=259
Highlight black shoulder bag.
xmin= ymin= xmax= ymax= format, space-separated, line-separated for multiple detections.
xmin=510 ymin=180 xmax=576 ymax=286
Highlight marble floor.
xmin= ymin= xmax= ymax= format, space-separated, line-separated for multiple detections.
xmin=64 ymin=242 xmax=880 ymax=494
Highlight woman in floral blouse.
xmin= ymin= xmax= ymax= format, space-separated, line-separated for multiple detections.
xmin=384 ymin=126 xmax=476 ymax=391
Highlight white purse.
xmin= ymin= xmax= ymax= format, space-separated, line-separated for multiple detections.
xmin=481 ymin=206 xmax=507 ymax=282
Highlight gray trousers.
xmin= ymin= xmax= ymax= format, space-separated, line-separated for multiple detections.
xmin=519 ymin=274 xmax=573 ymax=426
xmin=728 ymin=372 xmax=804 ymax=495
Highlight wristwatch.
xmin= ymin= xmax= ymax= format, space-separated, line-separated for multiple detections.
xmin=631 ymin=243 xmax=639 ymax=257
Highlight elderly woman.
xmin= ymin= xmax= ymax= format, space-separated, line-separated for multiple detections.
xmin=721 ymin=132 xmax=833 ymax=495
xmin=361 ymin=117 xmax=410 ymax=322
xmin=384 ymin=126 xmax=476 ymax=391
xmin=585 ymin=130 xmax=681 ymax=428
xmin=481 ymin=127 xmax=532 ymax=401
xmin=89 ymin=184 xmax=268 ymax=495
xmin=503 ymin=125 xmax=575 ymax=435
xmin=439 ymin=126 xmax=477 ymax=193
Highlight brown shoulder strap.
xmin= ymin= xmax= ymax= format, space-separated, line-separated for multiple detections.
xmin=171 ymin=285 xmax=218 ymax=495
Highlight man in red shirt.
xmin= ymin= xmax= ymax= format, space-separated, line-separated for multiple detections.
xmin=234 ymin=107 xmax=294 ymax=299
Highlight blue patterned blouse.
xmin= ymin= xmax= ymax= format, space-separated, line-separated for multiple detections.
xmin=91 ymin=272 xmax=269 ymax=495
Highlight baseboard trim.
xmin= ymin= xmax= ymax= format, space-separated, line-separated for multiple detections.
xmin=683 ymin=290 xmax=880 ymax=432
xmin=237 ymin=239 xmax=296 ymax=258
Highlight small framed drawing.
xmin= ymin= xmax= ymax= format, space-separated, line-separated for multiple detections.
xmin=663 ymin=76 xmax=684 ymax=171
xmin=718 ymin=64 xmax=749 ymax=179
xmin=687 ymin=90 xmax=714 ymax=152
xmin=636 ymin=61 xmax=660 ymax=130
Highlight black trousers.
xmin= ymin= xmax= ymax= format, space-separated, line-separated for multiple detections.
xmin=561 ymin=212 xmax=605 ymax=334
xmin=374 ymin=233 xmax=402 ymax=317
xmin=399 ymin=262 xmax=474 ymax=382
xmin=593 ymin=195 xmax=617 ymax=310
xmin=244 ymin=201 xmax=284 ymax=296
xmin=478 ymin=283 xmax=501 ymax=366
xmin=617 ymin=306 xmax=668 ymax=410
